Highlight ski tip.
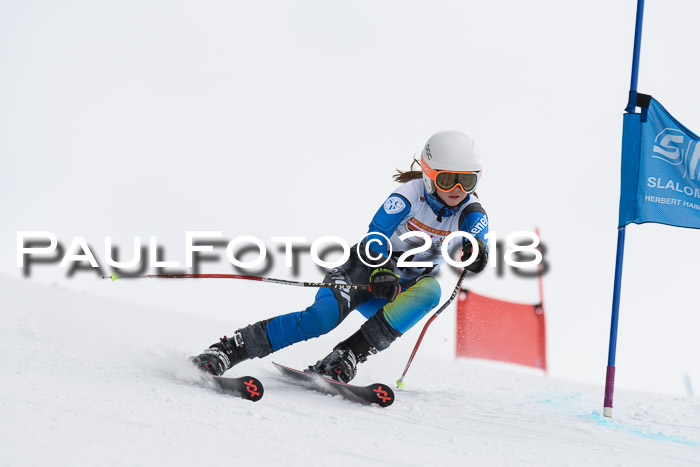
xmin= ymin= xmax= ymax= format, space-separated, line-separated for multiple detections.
xmin=369 ymin=383 xmax=395 ymax=408
xmin=240 ymin=376 xmax=264 ymax=402
xmin=396 ymin=379 xmax=405 ymax=390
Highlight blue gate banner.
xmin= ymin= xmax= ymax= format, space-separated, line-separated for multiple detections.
xmin=619 ymin=97 xmax=700 ymax=228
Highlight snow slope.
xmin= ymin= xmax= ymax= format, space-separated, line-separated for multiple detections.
xmin=1 ymin=275 xmax=698 ymax=467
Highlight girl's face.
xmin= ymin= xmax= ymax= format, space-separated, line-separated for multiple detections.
xmin=436 ymin=185 xmax=468 ymax=207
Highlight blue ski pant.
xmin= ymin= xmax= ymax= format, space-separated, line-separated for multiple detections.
xmin=265 ymin=252 xmax=441 ymax=352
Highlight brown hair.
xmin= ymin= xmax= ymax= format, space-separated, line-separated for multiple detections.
xmin=393 ymin=157 xmax=423 ymax=183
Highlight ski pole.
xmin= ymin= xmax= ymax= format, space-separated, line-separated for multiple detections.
xmin=396 ymin=268 xmax=468 ymax=389
xmin=103 ymin=273 xmax=370 ymax=291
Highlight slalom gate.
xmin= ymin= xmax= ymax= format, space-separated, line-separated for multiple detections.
xmin=455 ymin=290 xmax=547 ymax=371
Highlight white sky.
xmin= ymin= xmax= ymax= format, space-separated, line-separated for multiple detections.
xmin=1 ymin=0 xmax=699 ymax=396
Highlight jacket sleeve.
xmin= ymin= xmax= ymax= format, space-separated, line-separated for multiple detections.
xmin=458 ymin=199 xmax=489 ymax=250
xmin=364 ymin=188 xmax=414 ymax=260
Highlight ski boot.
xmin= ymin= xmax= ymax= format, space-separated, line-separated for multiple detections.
xmin=308 ymin=328 xmax=380 ymax=383
xmin=308 ymin=347 xmax=364 ymax=383
xmin=191 ymin=331 xmax=248 ymax=377
xmin=191 ymin=319 xmax=275 ymax=376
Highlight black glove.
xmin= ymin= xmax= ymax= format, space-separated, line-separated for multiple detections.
xmin=462 ymin=237 xmax=488 ymax=273
xmin=369 ymin=268 xmax=401 ymax=302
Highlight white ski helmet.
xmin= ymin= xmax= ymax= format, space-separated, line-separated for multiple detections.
xmin=420 ymin=130 xmax=482 ymax=194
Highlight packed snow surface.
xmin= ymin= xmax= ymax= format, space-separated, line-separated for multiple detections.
xmin=1 ymin=275 xmax=698 ymax=466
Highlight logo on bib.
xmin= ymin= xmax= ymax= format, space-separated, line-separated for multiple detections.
xmin=384 ymin=196 xmax=406 ymax=214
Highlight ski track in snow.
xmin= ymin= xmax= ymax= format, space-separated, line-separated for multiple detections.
xmin=1 ymin=275 xmax=699 ymax=466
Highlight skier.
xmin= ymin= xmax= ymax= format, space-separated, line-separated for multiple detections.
xmin=191 ymin=130 xmax=489 ymax=383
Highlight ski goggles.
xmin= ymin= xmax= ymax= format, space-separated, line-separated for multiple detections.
xmin=421 ymin=160 xmax=481 ymax=193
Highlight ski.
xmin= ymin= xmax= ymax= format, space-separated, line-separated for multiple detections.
xmin=200 ymin=374 xmax=264 ymax=402
xmin=272 ymin=362 xmax=394 ymax=407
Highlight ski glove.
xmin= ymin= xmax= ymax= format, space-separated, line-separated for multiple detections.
xmin=369 ymin=268 xmax=401 ymax=302
xmin=462 ymin=237 xmax=488 ymax=273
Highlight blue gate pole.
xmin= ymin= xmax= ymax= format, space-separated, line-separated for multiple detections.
xmin=605 ymin=0 xmax=645 ymax=419
xmin=626 ymin=0 xmax=646 ymax=112
xmin=604 ymin=227 xmax=626 ymax=417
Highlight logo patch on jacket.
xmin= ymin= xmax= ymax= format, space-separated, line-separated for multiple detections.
xmin=384 ymin=196 xmax=407 ymax=214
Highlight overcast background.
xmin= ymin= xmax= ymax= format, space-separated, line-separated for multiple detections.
xmin=1 ymin=0 xmax=698 ymax=396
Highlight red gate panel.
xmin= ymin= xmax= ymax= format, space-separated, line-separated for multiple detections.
xmin=456 ymin=290 xmax=547 ymax=371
